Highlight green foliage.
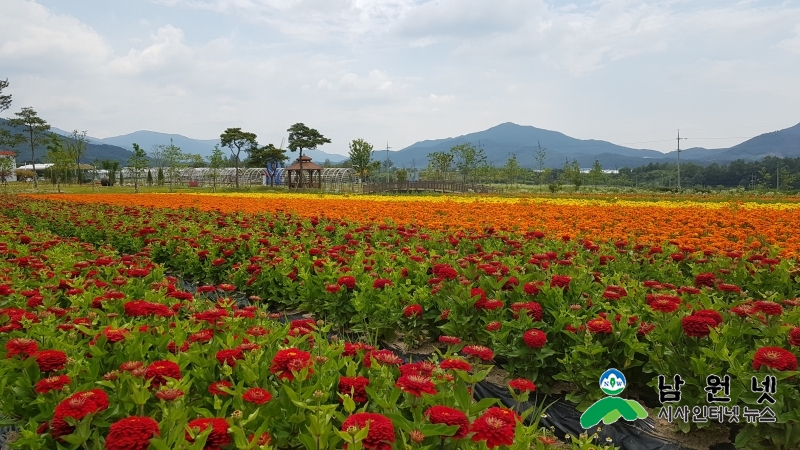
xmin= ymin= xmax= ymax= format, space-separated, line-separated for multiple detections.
xmin=426 ymin=151 xmax=453 ymax=181
xmin=206 ymin=145 xmax=226 ymax=192
xmin=287 ymin=123 xmax=331 ymax=160
xmin=504 ymin=154 xmax=523 ymax=186
xmin=348 ymin=138 xmax=374 ymax=182
xmin=0 ymin=78 xmax=10 ymax=113
xmin=5 ymin=107 xmax=50 ymax=188
xmin=220 ymin=128 xmax=258 ymax=188
xmin=129 ymin=143 xmax=150 ymax=193
xmin=449 ymin=142 xmax=488 ymax=184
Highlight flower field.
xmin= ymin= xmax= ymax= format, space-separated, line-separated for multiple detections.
xmin=0 ymin=193 xmax=799 ymax=450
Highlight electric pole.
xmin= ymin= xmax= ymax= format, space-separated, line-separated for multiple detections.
xmin=676 ymin=130 xmax=688 ymax=190
xmin=385 ymin=141 xmax=391 ymax=183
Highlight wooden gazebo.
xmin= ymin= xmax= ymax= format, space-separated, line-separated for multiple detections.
xmin=285 ymin=155 xmax=323 ymax=188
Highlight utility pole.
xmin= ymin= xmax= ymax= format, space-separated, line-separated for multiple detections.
xmin=385 ymin=141 xmax=391 ymax=183
xmin=676 ymin=129 xmax=688 ymax=190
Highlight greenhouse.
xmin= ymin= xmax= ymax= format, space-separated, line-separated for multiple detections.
xmin=119 ymin=167 xmax=357 ymax=192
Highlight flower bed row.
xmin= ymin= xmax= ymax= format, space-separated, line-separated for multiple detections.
xmin=2 ymin=195 xmax=800 ymax=448
xmin=0 ymin=214 xmax=567 ymax=450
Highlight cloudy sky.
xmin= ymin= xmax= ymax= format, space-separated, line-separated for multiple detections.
xmin=2 ymin=0 xmax=800 ymax=155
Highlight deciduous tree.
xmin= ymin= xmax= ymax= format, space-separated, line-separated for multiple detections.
xmin=128 ymin=143 xmax=149 ymax=193
xmin=6 ymin=107 xmax=50 ymax=189
xmin=348 ymin=138 xmax=374 ymax=183
xmin=206 ymin=145 xmax=226 ymax=192
xmin=220 ymin=128 xmax=258 ymax=188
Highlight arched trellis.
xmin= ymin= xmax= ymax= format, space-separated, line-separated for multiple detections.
xmin=119 ymin=167 xmax=356 ymax=192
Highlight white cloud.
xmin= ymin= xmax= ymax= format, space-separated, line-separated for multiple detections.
xmin=108 ymin=25 xmax=192 ymax=76
xmin=0 ymin=0 xmax=111 ymax=72
xmin=779 ymin=24 xmax=800 ymax=54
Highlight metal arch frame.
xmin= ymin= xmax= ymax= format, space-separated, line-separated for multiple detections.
xmin=119 ymin=166 xmax=357 ymax=192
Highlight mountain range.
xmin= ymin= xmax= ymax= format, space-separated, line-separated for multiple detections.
xmin=3 ymin=119 xmax=799 ymax=168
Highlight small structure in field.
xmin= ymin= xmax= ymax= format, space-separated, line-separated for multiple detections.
xmin=285 ymin=155 xmax=323 ymax=189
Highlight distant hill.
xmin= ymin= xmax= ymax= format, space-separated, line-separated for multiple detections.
xmin=387 ymin=122 xmax=800 ymax=169
xmin=2 ymin=119 xmax=132 ymax=164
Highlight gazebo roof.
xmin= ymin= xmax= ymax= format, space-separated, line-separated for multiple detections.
xmin=286 ymin=155 xmax=323 ymax=171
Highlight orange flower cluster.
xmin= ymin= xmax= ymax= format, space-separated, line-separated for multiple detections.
xmin=28 ymin=193 xmax=800 ymax=257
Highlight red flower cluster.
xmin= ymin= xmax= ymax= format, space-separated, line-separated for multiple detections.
xmin=337 ymin=276 xmax=356 ymax=290
xmin=35 ymin=349 xmax=68 ymax=372
xmin=35 ymin=375 xmax=71 ymax=394
xmin=462 ymin=345 xmax=494 ymax=361
xmin=123 ymin=300 xmax=174 ymax=318
xmin=753 ymin=347 xmax=798 ymax=371
xmin=550 ymin=275 xmax=571 ymax=289
xmin=339 ymin=376 xmax=370 ymax=403
xmin=145 ymin=360 xmax=182 ymax=388
xmin=395 ymin=374 xmax=437 ymax=397
xmin=440 ymin=358 xmax=471 ymax=372
xmin=340 ymin=413 xmax=395 ymax=450
xmin=425 ymin=405 xmax=470 ymax=439
xmin=242 ymin=387 xmax=272 ymax=404
xmin=372 ymin=278 xmax=393 ymax=289
xmin=105 ymin=416 xmax=160 ymax=450
xmin=511 ymin=301 xmax=543 ymax=321
xmin=215 ymin=348 xmax=244 ymax=367
xmin=185 ymin=418 xmax=231 ymax=450
xmin=51 ymin=389 xmax=109 ymax=438
xmin=523 ymin=329 xmax=547 ymax=348
xmin=681 ymin=310 xmax=723 ymax=338
xmin=508 ymin=378 xmax=536 ymax=393
xmin=790 ymin=328 xmax=800 ymax=347
xmin=270 ymin=348 xmax=313 ymax=380
xmin=404 ymin=304 xmax=423 ymax=318
xmin=5 ymin=337 xmax=38 ymax=358
xmin=753 ymin=301 xmax=782 ymax=316
xmin=470 ymin=407 xmax=520 ymax=448
xmin=208 ymin=380 xmax=232 ymax=396
xmin=587 ymin=318 xmax=613 ymax=334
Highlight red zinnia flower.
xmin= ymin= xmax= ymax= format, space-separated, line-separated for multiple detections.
xmin=145 ymin=360 xmax=181 ymax=388
xmin=692 ymin=309 xmax=724 ymax=326
xmin=337 ymin=276 xmax=357 ymax=290
xmin=470 ymin=407 xmax=519 ymax=448
xmin=372 ymin=278 xmax=393 ymax=289
xmin=51 ymin=389 xmax=109 ymax=438
xmin=5 ymin=337 xmax=38 ymax=358
xmin=462 ymin=345 xmax=494 ymax=361
xmin=509 ymin=378 xmax=536 ymax=393
xmin=438 ymin=335 xmax=461 ymax=345
xmin=681 ymin=315 xmax=717 ymax=338
xmin=215 ymin=348 xmax=244 ymax=367
xmin=395 ymin=374 xmax=437 ymax=397
xmin=35 ymin=375 xmax=71 ymax=394
xmin=694 ymin=273 xmax=716 ymax=288
xmin=522 ymin=281 xmax=543 ymax=296
xmin=185 ymin=418 xmax=231 ymax=450
xmin=550 ymin=275 xmax=571 ymax=289
xmin=511 ymin=301 xmax=543 ymax=321
xmin=340 ymin=413 xmax=395 ymax=450
xmin=155 ymin=388 xmax=184 ymax=401
xmin=105 ymin=416 xmax=160 ymax=450
xmin=523 ymin=329 xmax=547 ymax=348
xmin=440 ymin=357 xmax=471 ymax=371
xmin=404 ymin=304 xmax=423 ymax=318
xmin=789 ymin=328 xmax=800 ymax=347
xmin=326 ymin=284 xmax=341 ymax=294
xmin=753 ymin=347 xmax=798 ymax=371
xmin=586 ymin=318 xmax=613 ymax=334
xmin=339 ymin=376 xmax=370 ymax=403
xmin=649 ymin=298 xmax=680 ymax=313
xmin=208 ymin=380 xmax=232 ymax=396
xmin=364 ymin=349 xmax=403 ymax=368
xmin=753 ymin=301 xmax=783 ymax=316
xmin=425 ymin=406 xmax=470 ymax=439
xmin=270 ymin=348 xmax=313 ymax=381
xmin=242 ymin=387 xmax=272 ymax=405
xmin=485 ymin=321 xmax=502 ymax=332
xmin=35 ymin=349 xmax=68 ymax=372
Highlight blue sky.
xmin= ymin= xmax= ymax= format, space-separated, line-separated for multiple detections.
xmin=2 ymin=0 xmax=799 ymax=156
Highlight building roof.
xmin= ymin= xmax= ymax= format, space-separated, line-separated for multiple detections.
xmin=15 ymin=163 xmax=95 ymax=170
xmin=0 ymin=150 xmax=16 ymax=156
xmin=285 ymin=155 xmax=323 ymax=171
